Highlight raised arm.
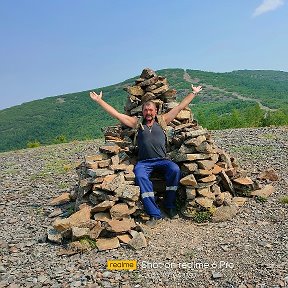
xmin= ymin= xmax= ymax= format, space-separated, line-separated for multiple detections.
xmin=163 ymin=84 xmax=202 ymax=124
xmin=90 ymin=91 xmax=137 ymax=128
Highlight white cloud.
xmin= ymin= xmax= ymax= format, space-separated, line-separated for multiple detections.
xmin=252 ymin=0 xmax=285 ymax=17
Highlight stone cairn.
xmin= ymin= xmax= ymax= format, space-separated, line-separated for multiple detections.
xmin=47 ymin=68 xmax=275 ymax=251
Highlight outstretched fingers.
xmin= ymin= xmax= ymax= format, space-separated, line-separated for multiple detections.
xmin=89 ymin=91 xmax=103 ymax=102
xmin=191 ymin=84 xmax=202 ymax=94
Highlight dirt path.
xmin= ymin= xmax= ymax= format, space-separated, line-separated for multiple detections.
xmin=183 ymin=70 xmax=277 ymax=112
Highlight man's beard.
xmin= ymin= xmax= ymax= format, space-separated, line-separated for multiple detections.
xmin=145 ymin=115 xmax=155 ymax=120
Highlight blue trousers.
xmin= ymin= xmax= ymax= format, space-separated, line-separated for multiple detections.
xmin=134 ymin=158 xmax=181 ymax=218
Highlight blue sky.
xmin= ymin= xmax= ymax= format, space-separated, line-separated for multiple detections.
xmin=0 ymin=0 xmax=287 ymax=110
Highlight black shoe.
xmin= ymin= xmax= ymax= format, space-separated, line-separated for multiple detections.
xmin=164 ymin=208 xmax=179 ymax=219
xmin=145 ymin=217 xmax=162 ymax=228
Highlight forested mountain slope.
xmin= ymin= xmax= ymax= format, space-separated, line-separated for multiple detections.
xmin=0 ymin=69 xmax=287 ymax=152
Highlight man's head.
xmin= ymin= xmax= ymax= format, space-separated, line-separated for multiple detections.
xmin=142 ymin=101 xmax=157 ymax=122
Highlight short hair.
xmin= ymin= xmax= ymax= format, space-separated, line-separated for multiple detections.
xmin=142 ymin=101 xmax=157 ymax=111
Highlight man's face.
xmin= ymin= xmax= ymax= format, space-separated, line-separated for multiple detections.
xmin=142 ymin=104 xmax=157 ymax=121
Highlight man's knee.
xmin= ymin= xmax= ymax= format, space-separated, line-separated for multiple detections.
xmin=134 ymin=168 xmax=149 ymax=183
xmin=135 ymin=174 xmax=149 ymax=184
xmin=164 ymin=162 xmax=181 ymax=184
xmin=169 ymin=162 xmax=181 ymax=175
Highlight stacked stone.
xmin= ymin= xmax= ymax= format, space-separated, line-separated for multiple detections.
xmin=168 ymin=128 xmax=260 ymax=219
xmin=47 ymin=68 xmax=269 ymax=251
xmin=123 ymin=68 xmax=178 ymax=116
xmin=47 ymin=143 xmax=149 ymax=251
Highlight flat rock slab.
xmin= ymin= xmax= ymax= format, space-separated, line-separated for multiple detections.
xmin=250 ymin=185 xmax=275 ymax=198
xmin=212 ymin=205 xmax=238 ymax=222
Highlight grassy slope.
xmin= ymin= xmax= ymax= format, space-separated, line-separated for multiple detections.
xmin=0 ymin=69 xmax=287 ymax=152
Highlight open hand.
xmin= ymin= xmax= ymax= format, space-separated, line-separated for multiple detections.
xmin=191 ymin=84 xmax=202 ymax=94
xmin=89 ymin=91 xmax=103 ymax=102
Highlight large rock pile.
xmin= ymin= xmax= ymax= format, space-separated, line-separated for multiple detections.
xmin=47 ymin=68 xmax=275 ymax=251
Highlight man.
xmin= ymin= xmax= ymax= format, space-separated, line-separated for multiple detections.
xmin=90 ymin=84 xmax=202 ymax=226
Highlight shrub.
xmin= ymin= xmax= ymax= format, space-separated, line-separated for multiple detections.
xmin=280 ymin=196 xmax=288 ymax=205
xmin=255 ymin=196 xmax=268 ymax=203
xmin=193 ymin=211 xmax=212 ymax=223
xmin=54 ymin=135 xmax=67 ymax=144
xmin=27 ymin=140 xmax=41 ymax=148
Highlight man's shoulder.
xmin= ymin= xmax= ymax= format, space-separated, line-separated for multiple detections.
xmin=156 ymin=115 xmax=167 ymax=130
xmin=136 ymin=116 xmax=144 ymax=130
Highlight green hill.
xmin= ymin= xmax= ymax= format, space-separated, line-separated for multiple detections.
xmin=0 ymin=68 xmax=288 ymax=152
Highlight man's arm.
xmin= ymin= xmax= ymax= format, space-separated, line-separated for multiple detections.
xmin=90 ymin=91 xmax=137 ymax=128
xmin=162 ymin=85 xmax=202 ymax=124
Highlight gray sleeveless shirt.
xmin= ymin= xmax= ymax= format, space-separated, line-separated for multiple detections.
xmin=137 ymin=122 xmax=166 ymax=160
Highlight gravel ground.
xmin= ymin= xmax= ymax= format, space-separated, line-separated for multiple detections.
xmin=0 ymin=127 xmax=287 ymax=288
